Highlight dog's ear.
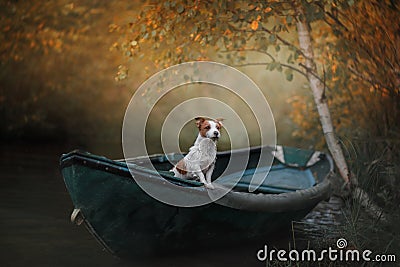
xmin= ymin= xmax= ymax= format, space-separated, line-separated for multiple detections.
xmin=215 ymin=118 xmax=224 ymax=127
xmin=195 ymin=117 xmax=205 ymax=128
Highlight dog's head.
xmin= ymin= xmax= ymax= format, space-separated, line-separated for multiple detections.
xmin=195 ymin=117 xmax=223 ymax=141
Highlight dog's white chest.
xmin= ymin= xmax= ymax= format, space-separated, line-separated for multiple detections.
xmin=186 ymin=138 xmax=216 ymax=173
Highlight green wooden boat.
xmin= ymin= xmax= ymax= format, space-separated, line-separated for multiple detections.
xmin=60 ymin=145 xmax=333 ymax=258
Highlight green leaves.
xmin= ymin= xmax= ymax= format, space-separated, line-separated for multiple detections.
xmin=267 ymin=62 xmax=280 ymax=71
xmin=347 ymin=0 xmax=355 ymax=6
xmin=265 ymin=62 xmax=293 ymax=81
xmin=232 ymin=13 xmax=239 ymax=23
xmin=285 ymin=69 xmax=293 ymax=81
xmin=303 ymin=1 xmax=325 ymax=22
xmin=268 ymin=34 xmax=276 ymax=44
xmin=176 ymin=4 xmax=184 ymax=14
xmin=286 ymin=15 xmax=293 ymax=24
xmin=116 ymin=0 xmax=307 ymax=78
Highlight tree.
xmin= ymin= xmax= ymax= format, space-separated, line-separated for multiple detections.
xmin=290 ymin=0 xmax=399 ymax=143
xmin=292 ymin=0 xmax=399 ymax=218
xmin=114 ymin=0 xmax=354 ymax=184
xmin=294 ymin=2 xmax=350 ymax=186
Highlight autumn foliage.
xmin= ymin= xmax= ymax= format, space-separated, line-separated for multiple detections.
xmin=1 ymin=0 xmax=399 ymax=152
xmin=111 ymin=0 xmax=399 ymax=150
xmin=0 ymin=1 xmax=139 ymax=147
xmin=290 ymin=0 xmax=400 ymax=146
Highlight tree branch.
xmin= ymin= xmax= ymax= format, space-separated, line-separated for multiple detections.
xmin=231 ymin=61 xmax=308 ymax=78
xmin=312 ymin=2 xmax=349 ymax=32
xmin=219 ymin=48 xmax=275 ymax=62
xmin=227 ymin=21 xmax=306 ymax=60
xmin=298 ymin=63 xmax=333 ymax=92
xmin=348 ymin=65 xmax=391 ymax=95
xmin=259 ymin=25 xmax=307 ymax=59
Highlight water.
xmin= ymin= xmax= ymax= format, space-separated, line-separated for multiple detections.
xmin=0 ymin=144 xmax=344 ymax=267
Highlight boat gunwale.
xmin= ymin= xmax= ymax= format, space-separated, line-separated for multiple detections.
xmin=60 ymin=146 xmax=333 ymax=202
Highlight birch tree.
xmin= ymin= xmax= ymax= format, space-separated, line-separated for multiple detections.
xmin=293 ymin=2 xmax=350 ymax=185
xmin=113 ymin=0 xmax=376 ymax=190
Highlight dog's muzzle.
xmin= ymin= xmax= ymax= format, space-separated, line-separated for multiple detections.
xmin=211 ymin=131 xmax=220 ymax=141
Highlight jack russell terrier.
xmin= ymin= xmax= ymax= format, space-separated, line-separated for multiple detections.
xmin=171 ymin=117 xmax=223 ymax=189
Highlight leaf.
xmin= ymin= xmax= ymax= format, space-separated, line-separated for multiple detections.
xmin=251 ymin=21 xmax=259 ymax=31
xmin=269 ymin=34 xmax=276 ymax=43
xmin=285 ymin=69 xmax=293 ymax=81
xmin=294 ymin=50 xmax=300 ymax=60
xmin=287 ymin=54 xmax=293 ymax=63
xmin=232 ymin=14 xmax=239 ymax=22
xmin=286 ymin=15 xmax=293 ymax=24
xmin=176 ymin=4 xmax=184 ymax=14
xmin=264 ymin=7 xmax=272 ymax=13
xmin=268 ymin=62 xmax=277 ymax=71
xmin=277 ymin=63 xmax=282 ymax=72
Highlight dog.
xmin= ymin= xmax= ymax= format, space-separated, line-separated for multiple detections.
xmin=171 ymin=117 xmax=223 ymax=189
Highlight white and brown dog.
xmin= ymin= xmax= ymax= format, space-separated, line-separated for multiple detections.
xmin=171 ymin=117 xmax=223 ymax=189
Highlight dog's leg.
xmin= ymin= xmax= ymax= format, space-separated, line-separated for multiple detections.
xmin=205 ymin=164 xmax=215 ymax=185
xmin=196 ymin=171 xmax=214 ymax=189
xmin=195 ymin=170 xmax=207 ymax=184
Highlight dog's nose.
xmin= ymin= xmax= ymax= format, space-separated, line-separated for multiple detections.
xmin=214 ymin=131 xmax=219 ymax=136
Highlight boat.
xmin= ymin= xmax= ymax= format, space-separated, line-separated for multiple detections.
xmin=60 ymin=145 xmax=333 ymax=258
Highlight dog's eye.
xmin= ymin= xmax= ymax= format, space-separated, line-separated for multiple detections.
xmin=205 ymin=126 xmax=210 ymax=130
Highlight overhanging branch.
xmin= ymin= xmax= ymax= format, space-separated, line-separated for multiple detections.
xmin=231 ymin=61 xmax=308 ymax=78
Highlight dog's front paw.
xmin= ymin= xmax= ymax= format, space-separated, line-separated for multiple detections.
xmin=204 ymin=183 xmax=215 ymax=190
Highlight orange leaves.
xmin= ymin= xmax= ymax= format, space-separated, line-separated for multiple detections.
xmin=250 ymin=15 xmax=261 ymax=31
xmin=223 ymin=29 xmax=232 ymax=36
xmin=264 ymin=7 xmax=272 ymax=13
xmin=115 ymin=65 xmax=128 ymax=81
xmin=287 ymin=94 xmax=322 ymax=145
xmin=194 ymin=34 xmax=201 ymax=42
xmin=108 ymin=24 xmax=120 ymax=33
xmin=175 ymin=46 xmax=183 ymax=55
xmin=330 ymin=63 xmax=340 ymax=82
xmin=37 ymin=22 xmax=45 ymax=30
xmin=30 ymin=41 xmax=36 ymax=48
xmin=250 ymin=14 xmax=262 ymax=31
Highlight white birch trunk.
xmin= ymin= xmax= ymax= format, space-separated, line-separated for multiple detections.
xmin=295 ymin=4 xmax=350 ymax=185
xmin=294 ymin=3 xmax=386 ymax=221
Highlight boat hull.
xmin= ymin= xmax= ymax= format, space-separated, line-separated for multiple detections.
xmin=60 ymin=146 xmax=332 ymax=258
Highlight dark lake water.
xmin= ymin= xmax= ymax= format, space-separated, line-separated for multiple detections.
xmin=0 ymin=144 xmax=344 ymax=267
